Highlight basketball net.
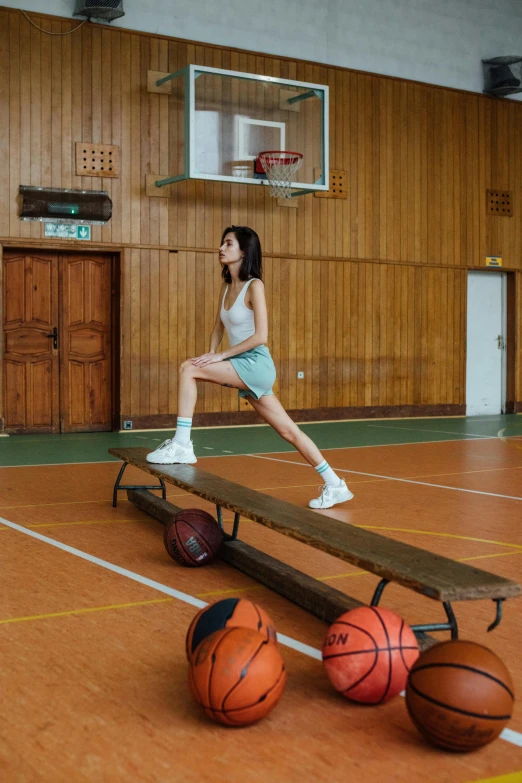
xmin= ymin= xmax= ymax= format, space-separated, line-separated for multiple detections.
xmin=257 ymin=151 xmax=303 ymax=199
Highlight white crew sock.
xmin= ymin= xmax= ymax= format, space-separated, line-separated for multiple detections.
xmin=314 ymin=459 xmax=342 ymax=487
xmin=174 ymin=416 xmax=192 ymax=445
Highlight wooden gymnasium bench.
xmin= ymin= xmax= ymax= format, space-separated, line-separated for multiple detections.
xmin=109 ymin=447 xmax=520 ymax=649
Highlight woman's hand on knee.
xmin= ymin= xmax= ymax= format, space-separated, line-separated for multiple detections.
xmin=191 ymin=352 xmax=224 ymax=367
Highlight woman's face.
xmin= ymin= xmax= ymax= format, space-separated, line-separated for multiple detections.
xmin=219 ymin=232 xmax=243 ymax=269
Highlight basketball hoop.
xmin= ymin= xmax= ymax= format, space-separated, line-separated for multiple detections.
xmin=256 ymin=150 xmax=303 ymax=199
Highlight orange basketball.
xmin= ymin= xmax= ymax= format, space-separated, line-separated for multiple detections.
xmin=406 ymin=640 xmax=514 ymax=751
xmin=322 ymin=606 xmax=419 ymax=704
xmin=185 ymin=598 xmax=277 ymax=660
xmin=163 ymin=508 xmax=222 ymax=567
xmin=188 ymin=627 xmax=286 ymax=726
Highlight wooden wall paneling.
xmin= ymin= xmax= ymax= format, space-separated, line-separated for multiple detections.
xmin=370 ymin=261 xmax=380 ymax=407
xmin=167 ymin=248 xmax=178 ymax=414
xmin=148 ymin=37 xmax=160 ymax=248
xmin=390 ymin=80 xmax=402 ymax=263
xmin=129 ymin=248 xmax=141 ymax=414
xmin=130 ymin=34 xmax=141 ymax=247
xmin=18 ymin=13 xmax=30 ymax=239
xmin=119 ymin=31 xmax=131 ymax=245
xmin=377 ymin=262 xmax=387 ymax=406
xmin=29 ymin=19 xmax=41 ymax=239
xmin=100 ymin=28 xmax=113 ymax=244
xmin=364 ymin=262 xmax=374 ymax=405
xmin=57 ymin=18 xmax=69 ymax=194
xmin=400 ymin=265 xmax=409 ymax=403
xmin=326 ymin=259 xmax=336 ymax=409
xmin=80 ymin=24 xmax=92 ymax=194
xmin=149 ymin=248 xmax=160 ymax=414
xmin=386 ymin=262 xmax=396 ymax=405
xmin=140 ymin=35 xmax=151 ymax=247
xmin=8 ymin=12 xmax=19 ymax=238
xmin=294 ymin=253 xmax=305 ymax=411
xmin=334 ymin=258 xmax=344 ymax=408
xmin=139 ymin=248 xmax=150 ymax=414
xmin=348 ymin=262 xmax=357 ymax=407
xmin=0 ymin=13 xmax=9 ymax=238
xmin=110 ymin=31 xmax=122 ymax=243
xmin=469 ymin=97 xmax=480 ymax=268
xmin=419 ymin=87 xmax=428 ymax=266
xmin=42 ymin=19 xmax=53 ymax=194
xmin=440 ymin=91 xmax=452 ymax=267
xmin=404 ymin=85 xmax=414 ymax=263
xmin=382 ymin=79 xmax=393 ymax=262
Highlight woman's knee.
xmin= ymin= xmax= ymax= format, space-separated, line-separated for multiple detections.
xmin=277 ymin=421 xmax=300 ymax=444
xmin=179 ymin=359 xmax=195 ymax=377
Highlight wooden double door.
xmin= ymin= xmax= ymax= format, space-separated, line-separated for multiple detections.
xmin=3 ymin=250 xmax=115 ymax=433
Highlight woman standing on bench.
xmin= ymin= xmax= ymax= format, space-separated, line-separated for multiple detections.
xmin=146 ymin=226 xmax=353 ymax=510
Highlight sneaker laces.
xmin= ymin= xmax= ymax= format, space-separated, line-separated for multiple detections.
xmin=317 ymin=485 xmax=332 ymax=499
xmin=156 ymin=438 xmax=172 ymax=450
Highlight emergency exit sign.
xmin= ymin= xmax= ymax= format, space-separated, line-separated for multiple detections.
xmin=44 ymin=223 xmax=91 ymax=240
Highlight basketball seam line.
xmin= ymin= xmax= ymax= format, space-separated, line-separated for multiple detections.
xmin=372 ymin=607 xmax=393 ymax=705
xmin=220 ymin=635 xmax=268 ymax=715
xmin=411 ymin=662 xmax=515 ymax=699
xmin=323 ymin=646 xmax=418 ymax=660
xmin=407 ymin=681 xmax=512 ymax=720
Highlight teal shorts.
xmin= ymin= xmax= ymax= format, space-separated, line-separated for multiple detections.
xmin=228 ymin=345 xmax=276 ymax=400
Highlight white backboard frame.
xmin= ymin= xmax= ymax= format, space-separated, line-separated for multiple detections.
xmin=155 ymin=64 xmax=329 ymax=196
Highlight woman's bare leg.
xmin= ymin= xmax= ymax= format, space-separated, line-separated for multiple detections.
xmin=245 ymin=394 xmax=324 ymax=466
xmin=177 ymin=359 xmax=249 ymax=418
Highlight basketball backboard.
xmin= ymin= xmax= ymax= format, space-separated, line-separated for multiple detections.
xmin=154 ymin=65 xmax=329 ymax=196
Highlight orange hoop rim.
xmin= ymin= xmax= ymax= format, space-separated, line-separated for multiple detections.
xmin=257 ymin=150 xmax=303 ymax=165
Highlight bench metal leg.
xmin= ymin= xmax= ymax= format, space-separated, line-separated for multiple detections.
xmin=487 ymin=598 xmax=505 ymax=632
xmin=216 ymin=505 xmax=241 ymax=541
xmin=371 ymin=578 xmax=459 ymax=640
xmin=370 ymin=578 xmax=390 ymax=606
xmin=112 ymin=462 xmax=167 ymax=507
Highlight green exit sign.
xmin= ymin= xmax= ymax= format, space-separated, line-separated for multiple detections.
xmin=44 ymin=223 xmax=91 ymax=240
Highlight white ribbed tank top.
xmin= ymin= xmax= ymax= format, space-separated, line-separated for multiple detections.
xmin=220 ymin=278 xmax=256 ymax=347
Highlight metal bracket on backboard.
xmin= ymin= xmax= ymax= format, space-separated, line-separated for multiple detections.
xmin=147 ymin=71 xmax=172 ymax=94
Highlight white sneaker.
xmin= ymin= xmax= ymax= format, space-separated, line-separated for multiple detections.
xmin=146 ymin=438 xmax=197 ymax=465
xmin=309 ymin=480 xmax=354 ymax=509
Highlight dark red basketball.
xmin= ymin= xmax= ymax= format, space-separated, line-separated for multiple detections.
xmin=322 ymin=606 xmax=419 ymax=704
xmin=163 ymin=508 xmax=222 ymax=567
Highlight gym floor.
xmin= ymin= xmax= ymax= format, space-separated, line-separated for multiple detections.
xmin=1 ymin=415 xmax=521 ymax=782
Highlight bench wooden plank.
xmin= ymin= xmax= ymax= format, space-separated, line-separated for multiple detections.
xmin=110 ymin=447 xmax=520 ymax=603
xmin=128 ymin=488 xmax=438 ymax=650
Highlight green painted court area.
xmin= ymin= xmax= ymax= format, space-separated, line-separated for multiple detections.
xmin=1 ymin=414 xmax=519 ymax=467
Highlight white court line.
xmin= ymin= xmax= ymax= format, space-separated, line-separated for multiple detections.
xmin=1 ymin=516 xmax=519 ymax=745
xmin=0 ymin=517 xmax=319 ymax=661
xmin=368 ymin=424 xmax=497 ymax=439
xmin=248 ymin=455 xmax=522 ymax=502
xmin=0 ymin=435 xmax=503 ymax=470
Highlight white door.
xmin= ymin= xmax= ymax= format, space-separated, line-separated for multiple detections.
xmin=466 ymin=271 xmax=506 ymax=416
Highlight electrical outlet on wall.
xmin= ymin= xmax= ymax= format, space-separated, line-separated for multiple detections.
xmin=297 ymin=371 xmax=304 ymax=379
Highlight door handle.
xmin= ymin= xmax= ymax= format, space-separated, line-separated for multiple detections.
xmin=47 ymin=326 xmax=58 ymax=350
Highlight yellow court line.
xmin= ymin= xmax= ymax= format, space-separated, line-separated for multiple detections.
xmin=0 ymin=597 xmax=173 ymax=626
xmin=468 ymin=772 xmax=522 ymax=783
